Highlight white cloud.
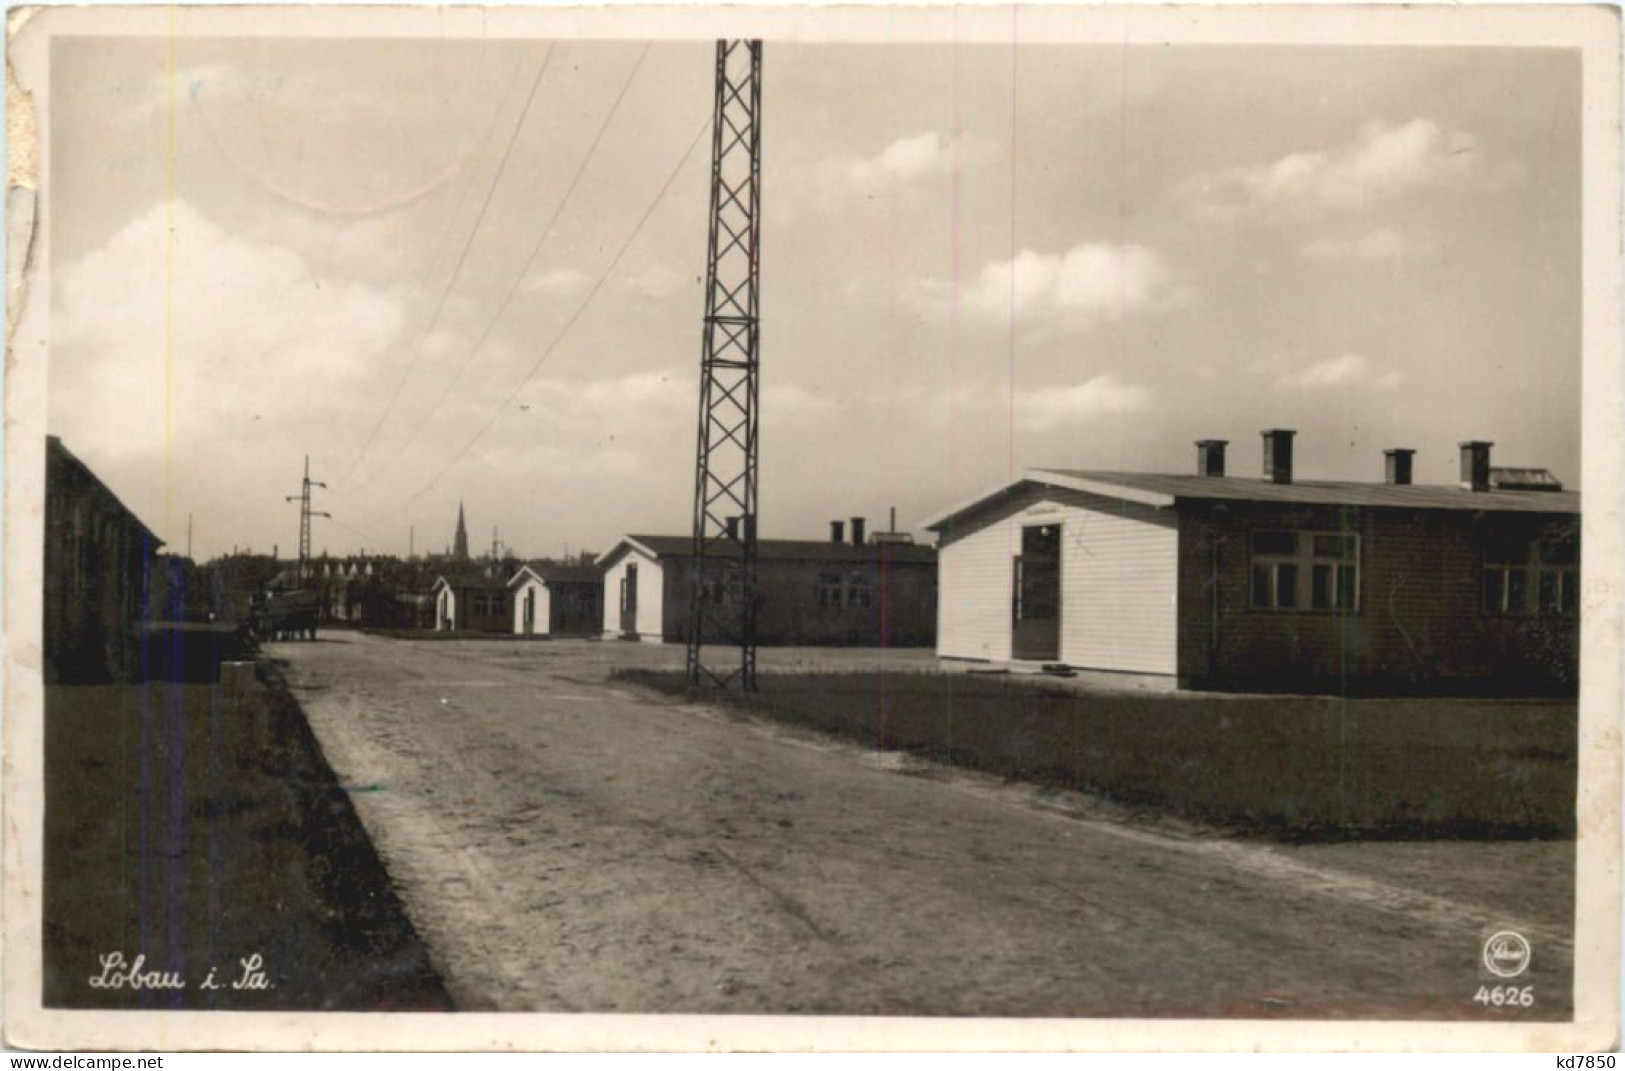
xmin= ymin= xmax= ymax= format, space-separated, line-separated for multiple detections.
xmin=1015 ymin=375 xmax=1155 ymax=431
xmin=51 ymin=200 xmax=409 ymax=468
xmin=764 ymin=381 xmax=836 ymax=420
xmin=1301 ymin=226 xmax=1441 ymax=262
xmin=516 ymin=369 xmax=688 ymax=420
xmin=913 ymin=242 xmax=1176 ymax=326
xmin=618 ymin=262 xmax=689 ymax=299
xmin=815 ymin=131 xmax=984 ymax=203
xmin=1197 ymin=118 xmax=1512 ymax=218
xmin=1273 ymin=353 xmax=1404 ymax=393
xmin=523 ymin=267 xmax=590 ymax=296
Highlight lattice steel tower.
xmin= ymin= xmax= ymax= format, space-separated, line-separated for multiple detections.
xmin=286 ymin=455 xmax=329 ymax=586
xmin=687 ymin=39 xmax=763 ymax=689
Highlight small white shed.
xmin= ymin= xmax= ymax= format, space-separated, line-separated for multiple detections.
xmin=596 ymin=536 xmax=671 ymax=642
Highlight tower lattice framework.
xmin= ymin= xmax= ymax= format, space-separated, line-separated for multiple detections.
xmin=285 ymin=455 xmax=329 ymax=586
xmin=687 ymin=39 xmax=763 ymax=689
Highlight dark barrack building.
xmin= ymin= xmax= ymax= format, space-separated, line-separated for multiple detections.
xmin=597 ymin=521 xmax=937 ymax=647
xmin=44 ymin=436 xmax=162 ymax=683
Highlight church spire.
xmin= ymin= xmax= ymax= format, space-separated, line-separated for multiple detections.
xmin=453 ymin=500 xmax=470 ymax=561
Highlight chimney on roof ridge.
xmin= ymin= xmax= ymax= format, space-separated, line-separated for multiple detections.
xmin=1196 ymin=439 xmax=1228 ymax=478
xmin=850 ymin=516 xmax=866 ymax=547
xmin=830 ymin=520 xmax=845 ymax=545
xmin=1384 ymin=448 xmax=1416 ymax=486
xmin=1262 ymin=429 xmax=1296 ymax=485
xmin=1459 ymin=441 xmax=1493 ymax=492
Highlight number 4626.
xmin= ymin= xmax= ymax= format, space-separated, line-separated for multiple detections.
xmin=1474 ymin=985 xmax=1535 ymax=1007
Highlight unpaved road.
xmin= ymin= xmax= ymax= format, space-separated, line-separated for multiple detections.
xmin=272 ymin=632 xmax=1573 ymax=1019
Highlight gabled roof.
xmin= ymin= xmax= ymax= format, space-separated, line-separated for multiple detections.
xmin=596 ymin=533 xmax=936 ymax=569
xmin=432 ymin=568 xmax=509 ymax=592
xmin=923 ymin=467 xmax=1581 ymax=532
xmin=507 ymin=561 xmax=605 ymax=588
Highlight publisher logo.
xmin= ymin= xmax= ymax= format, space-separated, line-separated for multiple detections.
xmin=1482 ymin=931 xmax=1532 ymax=979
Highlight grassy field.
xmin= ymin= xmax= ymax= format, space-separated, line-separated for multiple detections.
xmin=43 ymin=667 xmax=451 ymax=1010
xmin=616 ymin=669 xmax=1576 ymax=840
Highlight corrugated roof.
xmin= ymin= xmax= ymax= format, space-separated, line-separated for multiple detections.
xmin=599 ymin=534 xmax=936 ymax=567
xmin=925 ymin=468 xmax=1579 ymax=531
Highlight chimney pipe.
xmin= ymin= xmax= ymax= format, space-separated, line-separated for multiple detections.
xmin=1195 ymin=439 xmax=1228 ymax=478
xmin=1262 ymin=429 xmax=1296 ymax=484
xmin=830 ymin=520 xmax=845 ymax=544
xmin=1384 ymin=449 xmax=1416 ymax=486
xmin=725 ymin=516 xmax=740 ymax=540
xmin=1460 ymin=441 xmax=1493 ymax=492
xmin=850 ymin=516 xmax=866 ymax=547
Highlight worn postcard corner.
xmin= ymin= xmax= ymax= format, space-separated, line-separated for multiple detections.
xmin=2 ymin=1 xmax=1621 ymax=1054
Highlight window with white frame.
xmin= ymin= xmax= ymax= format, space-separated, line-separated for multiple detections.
xmin=1250 ymin=530 xmax=1360 ymax=612
xmin=1484 ymin=528 xmax=1578 ymax=616
xmin=846 ymin=572 xmax=873 ymax=609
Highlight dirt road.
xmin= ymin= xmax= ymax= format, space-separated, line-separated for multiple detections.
xmin=273 ymin=632 xmax=1573 ymax=1018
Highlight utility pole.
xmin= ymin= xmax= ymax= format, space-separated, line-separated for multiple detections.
xmin=687 ymin=39 xmax=763 ymax=690
xmin=409 ymin=525 xmax=415 ymax=559
xmin=285 ymin=455 xmax=330 ymax=587
xmin=186 ymin=513 xmax=193 ymax=559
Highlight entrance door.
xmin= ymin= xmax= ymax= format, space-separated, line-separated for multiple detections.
xmin=620 ymin=564 xmax=639 ymax=638
xmin=1012 ymin=524 xmax=1061 ymax=661
xmin=523 ymin=589 xmax=536 ymax=635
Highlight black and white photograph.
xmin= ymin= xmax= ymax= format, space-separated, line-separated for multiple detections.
xmin=4 ymin=3 xmax=1620 ymax=1052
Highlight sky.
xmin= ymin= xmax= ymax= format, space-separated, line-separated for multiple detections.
xmin=46 ymin=37 xmax=1581 ymax=562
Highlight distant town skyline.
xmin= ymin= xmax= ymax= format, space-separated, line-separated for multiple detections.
xmin=48 ymin=36 xmax=1580 ymax=561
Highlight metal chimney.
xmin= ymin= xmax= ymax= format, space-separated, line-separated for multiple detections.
xmin=1459 ymin=441 xmax=1493 ymax=492
xmin=1196 ymin=439 xmax=1228 ymax=478
xmin=1384 ymin=448 xmax=1416 ymax=486
xmin=1262 ymin=429 xmax=1296 ymax=485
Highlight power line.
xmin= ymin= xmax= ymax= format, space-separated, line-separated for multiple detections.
xmin=359 ymin=111 xmax=712 ymax=527
xmin=413 ymin=54 xmax=529 ymax=291
xmin=344 ymin=42 xmax=655 ymax=500
xmin=338 ymin=45 xmax=558 ymax=487
xmin=326 ymin=514 xmax=389 ymax=549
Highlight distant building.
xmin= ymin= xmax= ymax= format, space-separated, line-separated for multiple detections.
xmin=432 ymin=566 xmax=511 ymax=633
xmin=924 ymin=432 xmax=1580 ymax=694
xmin=43 ymin=436 xmax=162 ymax=683
xmin=596 ymin=523 xmax=937 ymax=647
xmin=453 ymin=500 xmax=470 ymax=562
xmin=508 ymin=561 xmax=605 ymax=637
